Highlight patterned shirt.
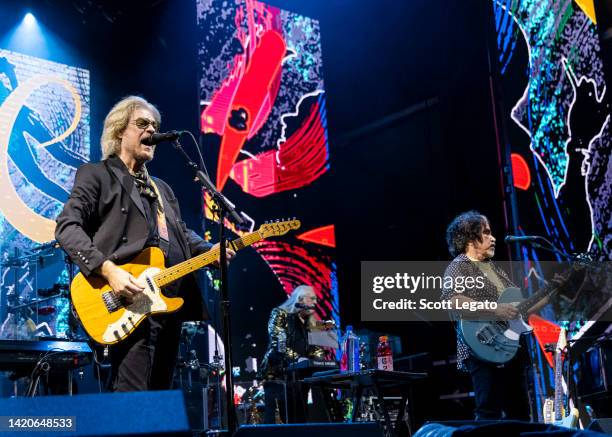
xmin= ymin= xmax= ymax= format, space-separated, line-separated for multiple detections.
xmin=441 ymin=253 xmax=516 ymax=371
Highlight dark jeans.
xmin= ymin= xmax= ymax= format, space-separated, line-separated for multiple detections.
xmin=466 ymin=354 xmax=531 ymax=421
xmin=110 ymin=314 xmax=182 ymax=392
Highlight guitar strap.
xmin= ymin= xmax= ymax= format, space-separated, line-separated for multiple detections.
xmin=148 ymin=178 xmax=170 ymax=256
xmin=475 ymin=261 xmax=506 ymax=296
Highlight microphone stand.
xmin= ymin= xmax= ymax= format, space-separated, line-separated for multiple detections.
xmin=510 ymin=236 xmax=574 ymax=261
xmin=171 ymin=138 xmax=243 ymax=435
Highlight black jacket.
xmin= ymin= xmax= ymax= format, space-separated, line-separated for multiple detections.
xmin=55 ymin=155 xmax=213 ymax=320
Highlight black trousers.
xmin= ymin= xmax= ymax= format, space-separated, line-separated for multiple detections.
xmin=110 ymin=314 xmax=182 ymax=392
xmin=466 ymin=354 xmax=531 ymax=421
xmin=263 ymin=380 xmax=311 ymax=424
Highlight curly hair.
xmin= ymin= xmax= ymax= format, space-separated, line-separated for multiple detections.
xmin=100 ymin=96 xmax=161 ymax=159
xmin=446 ymin=210 xmax=488 ymax=257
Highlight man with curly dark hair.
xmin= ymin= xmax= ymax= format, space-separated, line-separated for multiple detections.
xmin=442 ymin=211 xmax=531 ymax=421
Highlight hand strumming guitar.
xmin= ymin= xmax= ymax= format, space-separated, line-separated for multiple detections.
xmin=98 ymin=260 xmax=144 ymax=304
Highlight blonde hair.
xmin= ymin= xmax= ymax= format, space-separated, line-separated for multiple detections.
xmin=278 ymin=285 xmax=317 ymax=328
xmin=100 ymin=96 xmax=161 ymax=159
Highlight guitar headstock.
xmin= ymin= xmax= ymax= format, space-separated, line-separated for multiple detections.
xmin=556 ymin=328 xmax=567 ymax=352
xmin=258 ymin=219 xmax=301 ymax=238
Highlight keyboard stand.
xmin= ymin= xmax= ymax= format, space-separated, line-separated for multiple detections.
xmin=303 ymin=369 xmax=427 ymax=437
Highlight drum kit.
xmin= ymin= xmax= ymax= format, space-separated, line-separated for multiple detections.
xmin=0 ymin=241 xmax=77 ymax=341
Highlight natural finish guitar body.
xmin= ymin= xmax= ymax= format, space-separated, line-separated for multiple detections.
xmin=71 ymin=247 xmax=182 ymax=345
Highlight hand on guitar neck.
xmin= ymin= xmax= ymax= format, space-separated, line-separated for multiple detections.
xmin=209 ymin=242 xmax=236 ymax=268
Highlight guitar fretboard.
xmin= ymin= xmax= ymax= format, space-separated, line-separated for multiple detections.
xmin=517 ymin=283 xmax=556 ymax=316
xmin=152 ymin=232 xmax=262 ymax=287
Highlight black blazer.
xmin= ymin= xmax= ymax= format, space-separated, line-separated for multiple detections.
xmin=55 ymin=155 xmax=213 ymax=320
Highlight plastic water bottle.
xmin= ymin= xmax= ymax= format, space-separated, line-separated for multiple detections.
xmin=340 ymin=326 xmax=360 ymax=372
xmin=340 ymin=330 xmax=348 ymax=372
xmin=376 ymin=335 xmax=393 ymax=371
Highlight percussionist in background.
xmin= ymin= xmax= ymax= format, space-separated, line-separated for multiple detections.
xmin=259 ymin=285 xmax=334 ymax=423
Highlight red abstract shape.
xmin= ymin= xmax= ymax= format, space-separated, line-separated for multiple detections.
xmin=511 ymin=153 xmax=531 ymax=190
xmin=229 ymin=97 xmax=329 ymax=197
xmin=253 ymin=240 xmax=335 ymax=320
xmin=200 ymin=0 xmax=281 ymax=137
xmin=528 ymin=314 xmax=560 ymax=368
xmin=297 ymin=225 xmax=335 ymax=248
xmin=215 ymin=31 xmax=286 ymax=191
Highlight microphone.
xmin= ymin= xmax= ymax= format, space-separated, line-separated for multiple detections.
xmin=295 ymin=303 xmax=315 ymax=310
xmin=504 ymin=235 xmax=540 ymax=243
xmin=142 ymin=130 xmax=181 ymax=145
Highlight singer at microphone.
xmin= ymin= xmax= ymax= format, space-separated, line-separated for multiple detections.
xmin=55 ymin=96 xmax=235 ymax=393
xmin=141 ymin=130 xmax=182 ymax=145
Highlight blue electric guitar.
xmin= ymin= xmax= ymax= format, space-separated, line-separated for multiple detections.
xmin=459 ymin=283 xmax=558 ymax=364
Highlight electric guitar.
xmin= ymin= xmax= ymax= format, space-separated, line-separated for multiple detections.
xmin=543 ymin=329 xmax=579 ymax=427
xmin=71 ymin=220 xmax=300 ymax=345
xmin=459 ymin=282 xmax=559 ymax=364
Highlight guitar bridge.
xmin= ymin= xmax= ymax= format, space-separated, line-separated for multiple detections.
xmin=476 ymin=326 xmax=496 ymax=345
xmin=102 ymin=291 xmax=122 ymax=313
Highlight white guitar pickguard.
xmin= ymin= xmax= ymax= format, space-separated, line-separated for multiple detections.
xmin=503 ymin=317 xmax=533 ymax=341
xmin=102 ymin=267 xmax=165 ymax=343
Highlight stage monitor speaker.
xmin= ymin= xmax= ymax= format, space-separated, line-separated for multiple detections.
xmin=0 ymin=390 xmax=191 ymax=436
xmin=587 ymin=418 xmax=612 ymax=434
xmin=234 ymin=423 xmax=384 ymax=437
xmin=416 ymin=420 xmax=609 ymax=436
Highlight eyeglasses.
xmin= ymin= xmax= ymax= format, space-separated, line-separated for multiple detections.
xmin=131 ymin=117 xmax=159 ymax=131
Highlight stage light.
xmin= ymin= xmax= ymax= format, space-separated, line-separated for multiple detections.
xmin=23 ymin=12 xmax=36 ymax=26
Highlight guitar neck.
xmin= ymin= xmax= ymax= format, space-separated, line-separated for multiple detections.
xmin=554 ymin=329 xmax=567 ymax=421
xmin=517 ymin=282 xmax=555 ymax=316
xmin=153 ymin=231 xmax=262 ymax=287
xmin=554 ymin=349 xmax=563 ymax=420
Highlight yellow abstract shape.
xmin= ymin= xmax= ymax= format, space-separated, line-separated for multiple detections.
xmin=0 ymin=75 xmax=82 ymax=243
xmin=575 ymin=0 xmax=596 ymax=24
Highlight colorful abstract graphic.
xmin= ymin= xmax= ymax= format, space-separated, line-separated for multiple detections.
xmin=0 ymin=49 xmax=89 ymax=339
xmin=197 ymin=0 xmax=330 ymax=195
xmin=492 ymin=0 xmax=611 ymax=420
xmin=196 ymin=0 xmax=336 ymax=329
xmin=494 ymin=0 xmax=611 ymax=257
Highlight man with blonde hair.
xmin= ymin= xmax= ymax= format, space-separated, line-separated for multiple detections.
xmin=56 ymin=96 xmax=233 ymax=391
